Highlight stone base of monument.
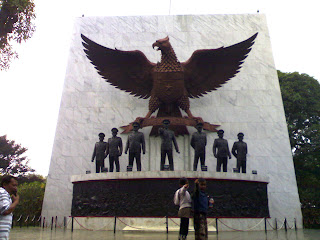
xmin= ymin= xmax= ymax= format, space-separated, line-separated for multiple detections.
xmin=70 ymin=171 xmax=269 ymax=231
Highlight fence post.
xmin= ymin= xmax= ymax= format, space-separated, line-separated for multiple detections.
xmin=295 ymin=218 xmax=297 ymax=230
xmin=275 ymin=218 xmax=277 ymax=230
xmin=216 ymin=218 xmax=218 ymax=234
xmin=19 ymin=215 xmax=22 ymax=228
xmin=284 ymin=218 xmax=287 ymax=232
xmin=64 ymin=217 xmax=66 ymax=229
xmin=51 ymin=217 xmax=54 ymax=230
xmin=42 ymin=217 xmax=45 ymax=228
xmin=71 ymin=217 xmax=74 ymax=232
xmin=264 ymin=218 xmax=267 ymax=233
xmin=114 ymin=216 xmax=117 ymax=234
xmin=55 ymin=216 xmax=57 ymax=229
xmin=12 ymin=215 xmax=14 ymax=229
xmin=166 ymin=216 xmax=168 ymax=234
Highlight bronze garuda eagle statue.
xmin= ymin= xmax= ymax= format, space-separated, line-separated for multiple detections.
xmin=81 ymin=33 xmax=258 ymax=135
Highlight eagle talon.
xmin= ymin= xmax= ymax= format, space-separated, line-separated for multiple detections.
xmin=193 ymin=117 xmax=203 ymax=122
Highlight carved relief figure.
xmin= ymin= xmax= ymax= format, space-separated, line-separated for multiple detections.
xmin=107 ymin=128 xmax=123 ymax=172
xmin=125 ymin=122 xmax=146 ymax=171
xmin=213 ymin=130 xmax=231 ymax=172
xmin=91 ymin=133 xmax=108 ymax=173
xmin=191 ymin=123 xmax=207 ymax=171
xmin=158 ymin=119 xmax=180 ymax=171
xmin=232 ymin=132 xmax=248 ymax=173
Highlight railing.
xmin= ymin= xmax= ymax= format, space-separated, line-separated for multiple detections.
xmin=13 ymin=215 xmax=301 ymax=233
xmin=303 ymin=217 xmax=320 ymax=228
xmin=68 ymin=216 xmax=299 ymax=233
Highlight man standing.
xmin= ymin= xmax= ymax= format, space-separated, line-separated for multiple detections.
xmin=158 ymin=119 xmax=180 ymax=171
xmin=191 ymin=122 xmax=207 ymax=171
xmin=91 ymin=132 xmax=108 ymax=173
xmin=232 ymin=132 xmax=248 ymax=173
xmin=0 ymin=176 xmax=19 ymax=240
xmin=107 ymin=128 xmax=123 ymax=172
xmin=125 ymin=122 xmax=146 ymax=171
xmin=213 ymin=129 xmax=231 ymax=172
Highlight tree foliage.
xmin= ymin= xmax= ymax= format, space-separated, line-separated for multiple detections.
xmin=278 ymin=71 xmax=320 ymax=227
xmin=0 ymin=0 xmax=36 ymax=70
xmin=0 ymin=135 xmax=34 ymax=176
xmin=17 ymin=173 xmax=45 ymax=184
xmin=14 ymin=180 xmax=46 ymax=218
xmin=0 ymin=174 xmax=46 ymax=220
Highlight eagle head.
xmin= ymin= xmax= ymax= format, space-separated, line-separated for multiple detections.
xmin=152 ymin=36 xmax=171 ymax=53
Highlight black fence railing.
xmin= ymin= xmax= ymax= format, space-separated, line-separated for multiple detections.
xmin=12 ymin=216 xmax=300 ymax=232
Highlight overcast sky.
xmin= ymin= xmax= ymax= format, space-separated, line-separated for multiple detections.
xmin=0 ymin=0 xmax=319 ymax=176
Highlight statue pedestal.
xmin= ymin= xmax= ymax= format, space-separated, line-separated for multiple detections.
xmin=70 ymin=171 xmax=269 ymax=230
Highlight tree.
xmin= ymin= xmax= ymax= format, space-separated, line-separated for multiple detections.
xmin=278 ymin=71 xmax=320 ymax=227
xmin=14 ymin=180 xmax=46 ymax=219
xmin=0 ymin=135 xmax=34 ymax=176
xmin=17 ymin=173 xmax=45 ymax=184
xmin=0 ymin=174 xmax=46 ymax=222
xmin=0 ymin=0 xmax=36 ymax=70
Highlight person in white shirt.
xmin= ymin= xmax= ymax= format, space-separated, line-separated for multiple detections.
xmin=174 ymin=178 xmax=192 ymax=240
xmin=0 ymin=176 xmax=19 ymax=240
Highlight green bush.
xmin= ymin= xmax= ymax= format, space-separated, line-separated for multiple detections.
xmin=14 ymin=181 xmax=45 ymax=220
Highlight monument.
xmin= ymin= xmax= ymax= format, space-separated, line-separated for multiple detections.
xmin=91 ymin=132 xmax=107 ymax=173
xmin=232 ymin=132 xmax=248 ymax=173
xmin=41 ymin=14 xmax=303 ymax=231
xmin=191 ymin=122 xmax=207 ymax=171
xmin=124 ymin=122 xmax=146 ymax=171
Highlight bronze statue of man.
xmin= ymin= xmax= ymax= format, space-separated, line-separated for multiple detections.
xmin=213 ymin=129 xmax=231 ymax=172
xmin=125 ymin=122 xmax=146 ymax=171
xmin=191 ymin=122 xmax=207 ymax=171
xmin=232 ymin=132 xmax=248 ymax=173
xmin=158 ymin=119 xmax=180 ymax=171
xmin=91 ymin=133 xmax=108 ymax=173
xmin=107 ymin=128 xmax=123 ymax=172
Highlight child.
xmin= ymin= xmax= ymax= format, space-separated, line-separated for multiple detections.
xmin=174 ymin=178 xmax=192 ymax=240
xmin=192 ymin=178 xmax=214 ymax=240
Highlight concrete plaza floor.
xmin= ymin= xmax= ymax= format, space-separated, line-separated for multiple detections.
xmin=9 ymin=227 xmax=320 ymax=240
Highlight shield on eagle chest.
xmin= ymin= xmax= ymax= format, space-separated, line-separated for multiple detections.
xmin=153 ymin=71 xmax=185 ymax=104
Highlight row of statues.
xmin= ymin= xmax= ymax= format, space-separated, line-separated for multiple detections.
xmin=91 ymin=120 xmax=247 ymax=173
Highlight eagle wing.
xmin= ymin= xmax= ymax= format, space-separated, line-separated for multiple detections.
xmin=81 ymin=34 xmax=156 ymax=99
xmin=182 ymin=33 xmax=258 ymax=98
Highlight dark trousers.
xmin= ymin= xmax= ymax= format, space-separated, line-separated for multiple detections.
xmin=193 ymin=151 xmax=205 ymax=171
xmin=95 ymin=160 xmax=105 ymax=173
xmin=194 ymin=212 xmax=208 ymax=240
xmin=160 ymin=149 xmax=174 ymax=171
xmin=237 ymin=159 xmax=246 ymax=173
xmin=179 ymin=217 xmax=189 ymax=237
xmin=216 ymin=157 xmax=228 ymax=172
xmin=109 ymin=156 xmax=120 ymax=172
xmin=128 ymin=152 xmax=141 ymax=171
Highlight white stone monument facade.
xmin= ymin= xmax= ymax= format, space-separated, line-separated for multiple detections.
xmin=42 ymin=14 xmax=302 ymax=230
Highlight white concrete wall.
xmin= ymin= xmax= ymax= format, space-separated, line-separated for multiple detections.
xmin=42 ymin=14 xmax=302 ymax=229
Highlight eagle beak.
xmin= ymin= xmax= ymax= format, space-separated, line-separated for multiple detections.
xmin=152 ymin=42 xmax=159 ymax=51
